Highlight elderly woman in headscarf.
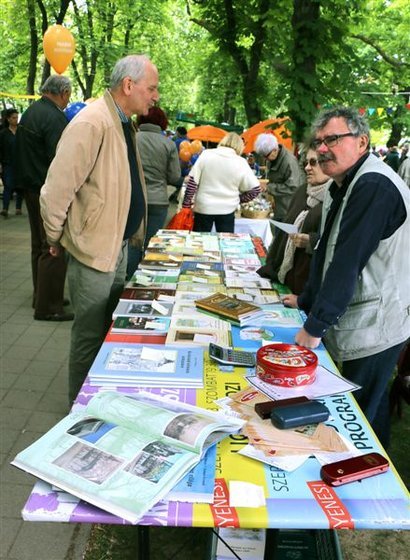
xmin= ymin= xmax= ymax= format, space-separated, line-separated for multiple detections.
xmin=257 ymin=145 xmax=331 ymax=294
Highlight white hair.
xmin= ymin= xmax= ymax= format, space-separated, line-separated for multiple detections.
xmin=109 ymin=54 xmax=151 ymax=89
xmin=254 ymin=133 xmax=278 ymax=156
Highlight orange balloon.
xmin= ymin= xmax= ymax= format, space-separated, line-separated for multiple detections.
xmin=190 ymin=140 xmax=203 ymax=154
xmin=179 ymin=140 xmax=191 ymax=152
xmin=179 ymin=149 xmax=192 ymax=162
xmin=43 ymin=25 xmax=75 ymax=74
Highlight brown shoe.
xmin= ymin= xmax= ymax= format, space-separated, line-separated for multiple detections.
xmin=0 ymin=210 xmax=8 ymax=218
xmin=15 ymin=209 xmax=23 ymax=215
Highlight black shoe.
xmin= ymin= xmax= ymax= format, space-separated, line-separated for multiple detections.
xmin=34 ymin=312 xmax=74 ymax=321
xmin=33 ymin=298 xmax=70 ymax=309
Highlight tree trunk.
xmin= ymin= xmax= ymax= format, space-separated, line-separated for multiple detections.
xmin=26 ymin=0 xmax=38 ymax=96
xmin=288 ymin=0 xmax=321 ymax=142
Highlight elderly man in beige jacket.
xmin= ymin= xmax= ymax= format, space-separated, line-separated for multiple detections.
xmin=40 ymin=54 xmax=159 ymax=403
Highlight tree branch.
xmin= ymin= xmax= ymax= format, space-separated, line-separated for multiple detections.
xmin=351 ymin=34 xmax=410 ymax=69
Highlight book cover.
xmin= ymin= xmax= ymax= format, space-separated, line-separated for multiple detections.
xmin=112 ymin=300 xmax=174 ymax=319
xmin=165 ymin=327 xmax=231 ymax=348
xmin=195 ymin=293 xmax=263 ymax=325
xmin=111 ymin=316 xmax=171 ymax=334
xmin=180 ymin=261 xmax=224 ymax=272
xmin=12 ymin=391 xmax=243 ymax=524
xmin=120 ymin=288 xmax=176 ymax=302
xmin=88 ymin=342 xmax=204 ymax=387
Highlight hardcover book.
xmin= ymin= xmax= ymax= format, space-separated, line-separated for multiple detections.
xmin=88 ymin=342 xmax=204 ymax=388
xmin=12 ymin=391 xmax=243 ymax=524
xmin=194 ymin=292 xmax=264 ymax=326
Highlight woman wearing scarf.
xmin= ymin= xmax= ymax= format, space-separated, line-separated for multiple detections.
xmin=257 ymin=147 xmax=331 ymax=294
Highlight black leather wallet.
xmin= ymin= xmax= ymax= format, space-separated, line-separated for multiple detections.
xmin=270 ymin=400 xmax=330 ymax=429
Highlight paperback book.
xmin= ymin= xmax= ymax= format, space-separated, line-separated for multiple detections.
xmin=112 ymin=300 xmax=174 ymax=319
xmin=111 ymin=316 xmax=171 ymax=335
xmin=166 ymin=316 xmax=231 ymax=347
xmin=120 ymin=288 xmax=176 ymax=302
xmin=12 ymin=391 xmax=243 ymax=524
xmin=88 ymin=342 xmax=204 ymax=388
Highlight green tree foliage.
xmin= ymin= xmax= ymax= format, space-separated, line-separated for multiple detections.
xmin=1 ymin=0 xmax=408 ymax=141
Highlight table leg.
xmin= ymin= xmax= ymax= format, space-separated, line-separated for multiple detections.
xmin=137 ymin=525 xmax=150 ymax=559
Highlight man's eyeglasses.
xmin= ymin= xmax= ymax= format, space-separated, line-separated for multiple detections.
xmin=305 ymin=158 xmax=318 ymax=167
xmin=312 ymin=132 xmax=357 ymax=149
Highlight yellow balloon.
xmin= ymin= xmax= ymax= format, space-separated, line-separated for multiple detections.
xmin=43 ymin=25 xmax=75 ymax=74
xmin=179 ymin=140 xmax=191 ymax=152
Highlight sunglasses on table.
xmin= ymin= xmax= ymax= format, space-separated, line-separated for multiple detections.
xmin=312 ymin=132 xmax=357 ymax=149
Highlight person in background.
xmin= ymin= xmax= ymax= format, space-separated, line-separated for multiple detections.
xmin=384 ymin=140 xmax=400 ymax=172
xmin=282 ymin=106 xmax=410 ymax=448
xmin=254 ymin=133 xmax=304 ymax=222
xmin=0 ymin=108 xmax=23 ymax=217
xmin=399 ymin=142 xmax=409 ymax=164
xmin=15 ymin=75 xmax=73 ymax=321
xmin=127 ymin=106 xmax=181 ymax=278
xmin=182 ymin=132 xmax=261 ymax=233
xmin=247 ymin=152 xmax=261 ymax=176
xmin=169 ymin=126 xmax=190 ymax=203
xmin=258 ymin=145 xmax=330 ymax=294
xmin=40 ymin=54 xmax=158 ymax=403
xmin=398 ymin=156 xmax=410 ymax=187
xmin=371 ymin=145 xmax=380 ymax=158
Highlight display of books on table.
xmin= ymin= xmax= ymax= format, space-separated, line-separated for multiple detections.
xmin=112 ymin=300 xmax=174 ymax=319
xmin=88 ymin=343 xmax=204 ymax=388
xmin=12 ymin=391 xmax=243 ymax=524
xmin=195 ymin=292 xmax=265 ymax=326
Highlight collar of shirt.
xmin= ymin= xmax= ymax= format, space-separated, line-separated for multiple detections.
xmin=112 ymin=98 xmax=130 ymax=124
xmin=329 ymin=152 xmax=370 ymax=200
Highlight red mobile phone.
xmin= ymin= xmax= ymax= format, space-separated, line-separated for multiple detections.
xmin=320 ymin=452 xmax=389 ymax=486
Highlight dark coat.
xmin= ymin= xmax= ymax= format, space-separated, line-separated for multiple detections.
xmin=258 ymin=183 xmax=323 ymax=294
xmin=14 ymin=96 xmax=68 ymax=192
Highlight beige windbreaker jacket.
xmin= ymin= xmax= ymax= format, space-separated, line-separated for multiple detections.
xmin=40 ymin=90 xmax=147 ymax=272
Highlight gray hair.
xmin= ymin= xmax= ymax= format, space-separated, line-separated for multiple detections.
xmin=110 ymin=54 xmax=151 ymax=89
xmin=218 ymin=132 xmax=243 ymax=155
xmin=40 ymin=75 xmax=72 ymax=95
xmin=311 ymin=106 xmax=370 ymax=140
xmin=254 ymin=133 xmax=278 ymax=156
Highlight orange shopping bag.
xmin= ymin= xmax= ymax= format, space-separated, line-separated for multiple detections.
xmin=165 ymin=207 xmax=194 ymax=231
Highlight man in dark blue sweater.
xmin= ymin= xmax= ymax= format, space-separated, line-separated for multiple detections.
xmin=283 ymin=107 xmax=410 ymax=448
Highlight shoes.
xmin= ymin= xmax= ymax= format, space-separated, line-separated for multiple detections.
xmin=34 ymin=312 xmax=74 ymax=321
xmin=33 ymin=298 xmax=70 ymax=308
xmin=15 ymin=209 xmax=23 ymax=215
xmin=1 ymin=210 xmax=8 ymax=218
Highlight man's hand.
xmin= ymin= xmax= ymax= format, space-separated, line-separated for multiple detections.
xmin=49 ymin=245 xmax=61 ymax=257
xmin=295 ymin=327 xmax=321 ymax=349
xmin=281 ymin=294 xmax=298 ymax=308
xmin=290 ymin=233 xmax=309 ymax=248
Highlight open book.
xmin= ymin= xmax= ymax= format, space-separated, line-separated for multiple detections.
xmin=12 ymin=391 xmax=243 ymax=524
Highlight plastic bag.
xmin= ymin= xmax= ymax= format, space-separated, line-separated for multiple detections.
xmin=165 ymin=207 xmax=194 ymax=231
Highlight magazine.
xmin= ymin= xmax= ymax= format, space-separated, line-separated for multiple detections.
xmin=12 ymin=391 xmax=243 ymax=524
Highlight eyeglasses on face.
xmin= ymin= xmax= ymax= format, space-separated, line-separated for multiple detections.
xmin=305 ymin=158 xmax=318 ymax=167
xmin=312 ymin=132 xmax=357 ymax=149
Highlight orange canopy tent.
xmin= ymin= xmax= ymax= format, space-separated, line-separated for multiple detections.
xmin=187 ymin=125 xmax=227 ymax=144
xmin=242 ymin=118 xmax=293 ymax=154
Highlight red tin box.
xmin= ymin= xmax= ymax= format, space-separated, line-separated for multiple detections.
xmin=256 ymin=343 xmax=318 ymax=387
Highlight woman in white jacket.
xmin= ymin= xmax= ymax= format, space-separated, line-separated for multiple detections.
xmin=182 ymin=132 xmax=261 ymax=232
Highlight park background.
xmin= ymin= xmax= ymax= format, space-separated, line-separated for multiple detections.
xmin=1 ymin=0 xmax=409 ymax=146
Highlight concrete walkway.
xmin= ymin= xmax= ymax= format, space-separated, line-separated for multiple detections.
xmin=0 ymin=210 xmax=91 ymax=559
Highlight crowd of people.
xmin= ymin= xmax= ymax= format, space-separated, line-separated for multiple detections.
xmin=1 ymin=54 xmax=409 ymax=446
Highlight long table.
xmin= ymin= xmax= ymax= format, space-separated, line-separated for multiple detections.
xmin=18 ymin=231 xmax=410 ymax=558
